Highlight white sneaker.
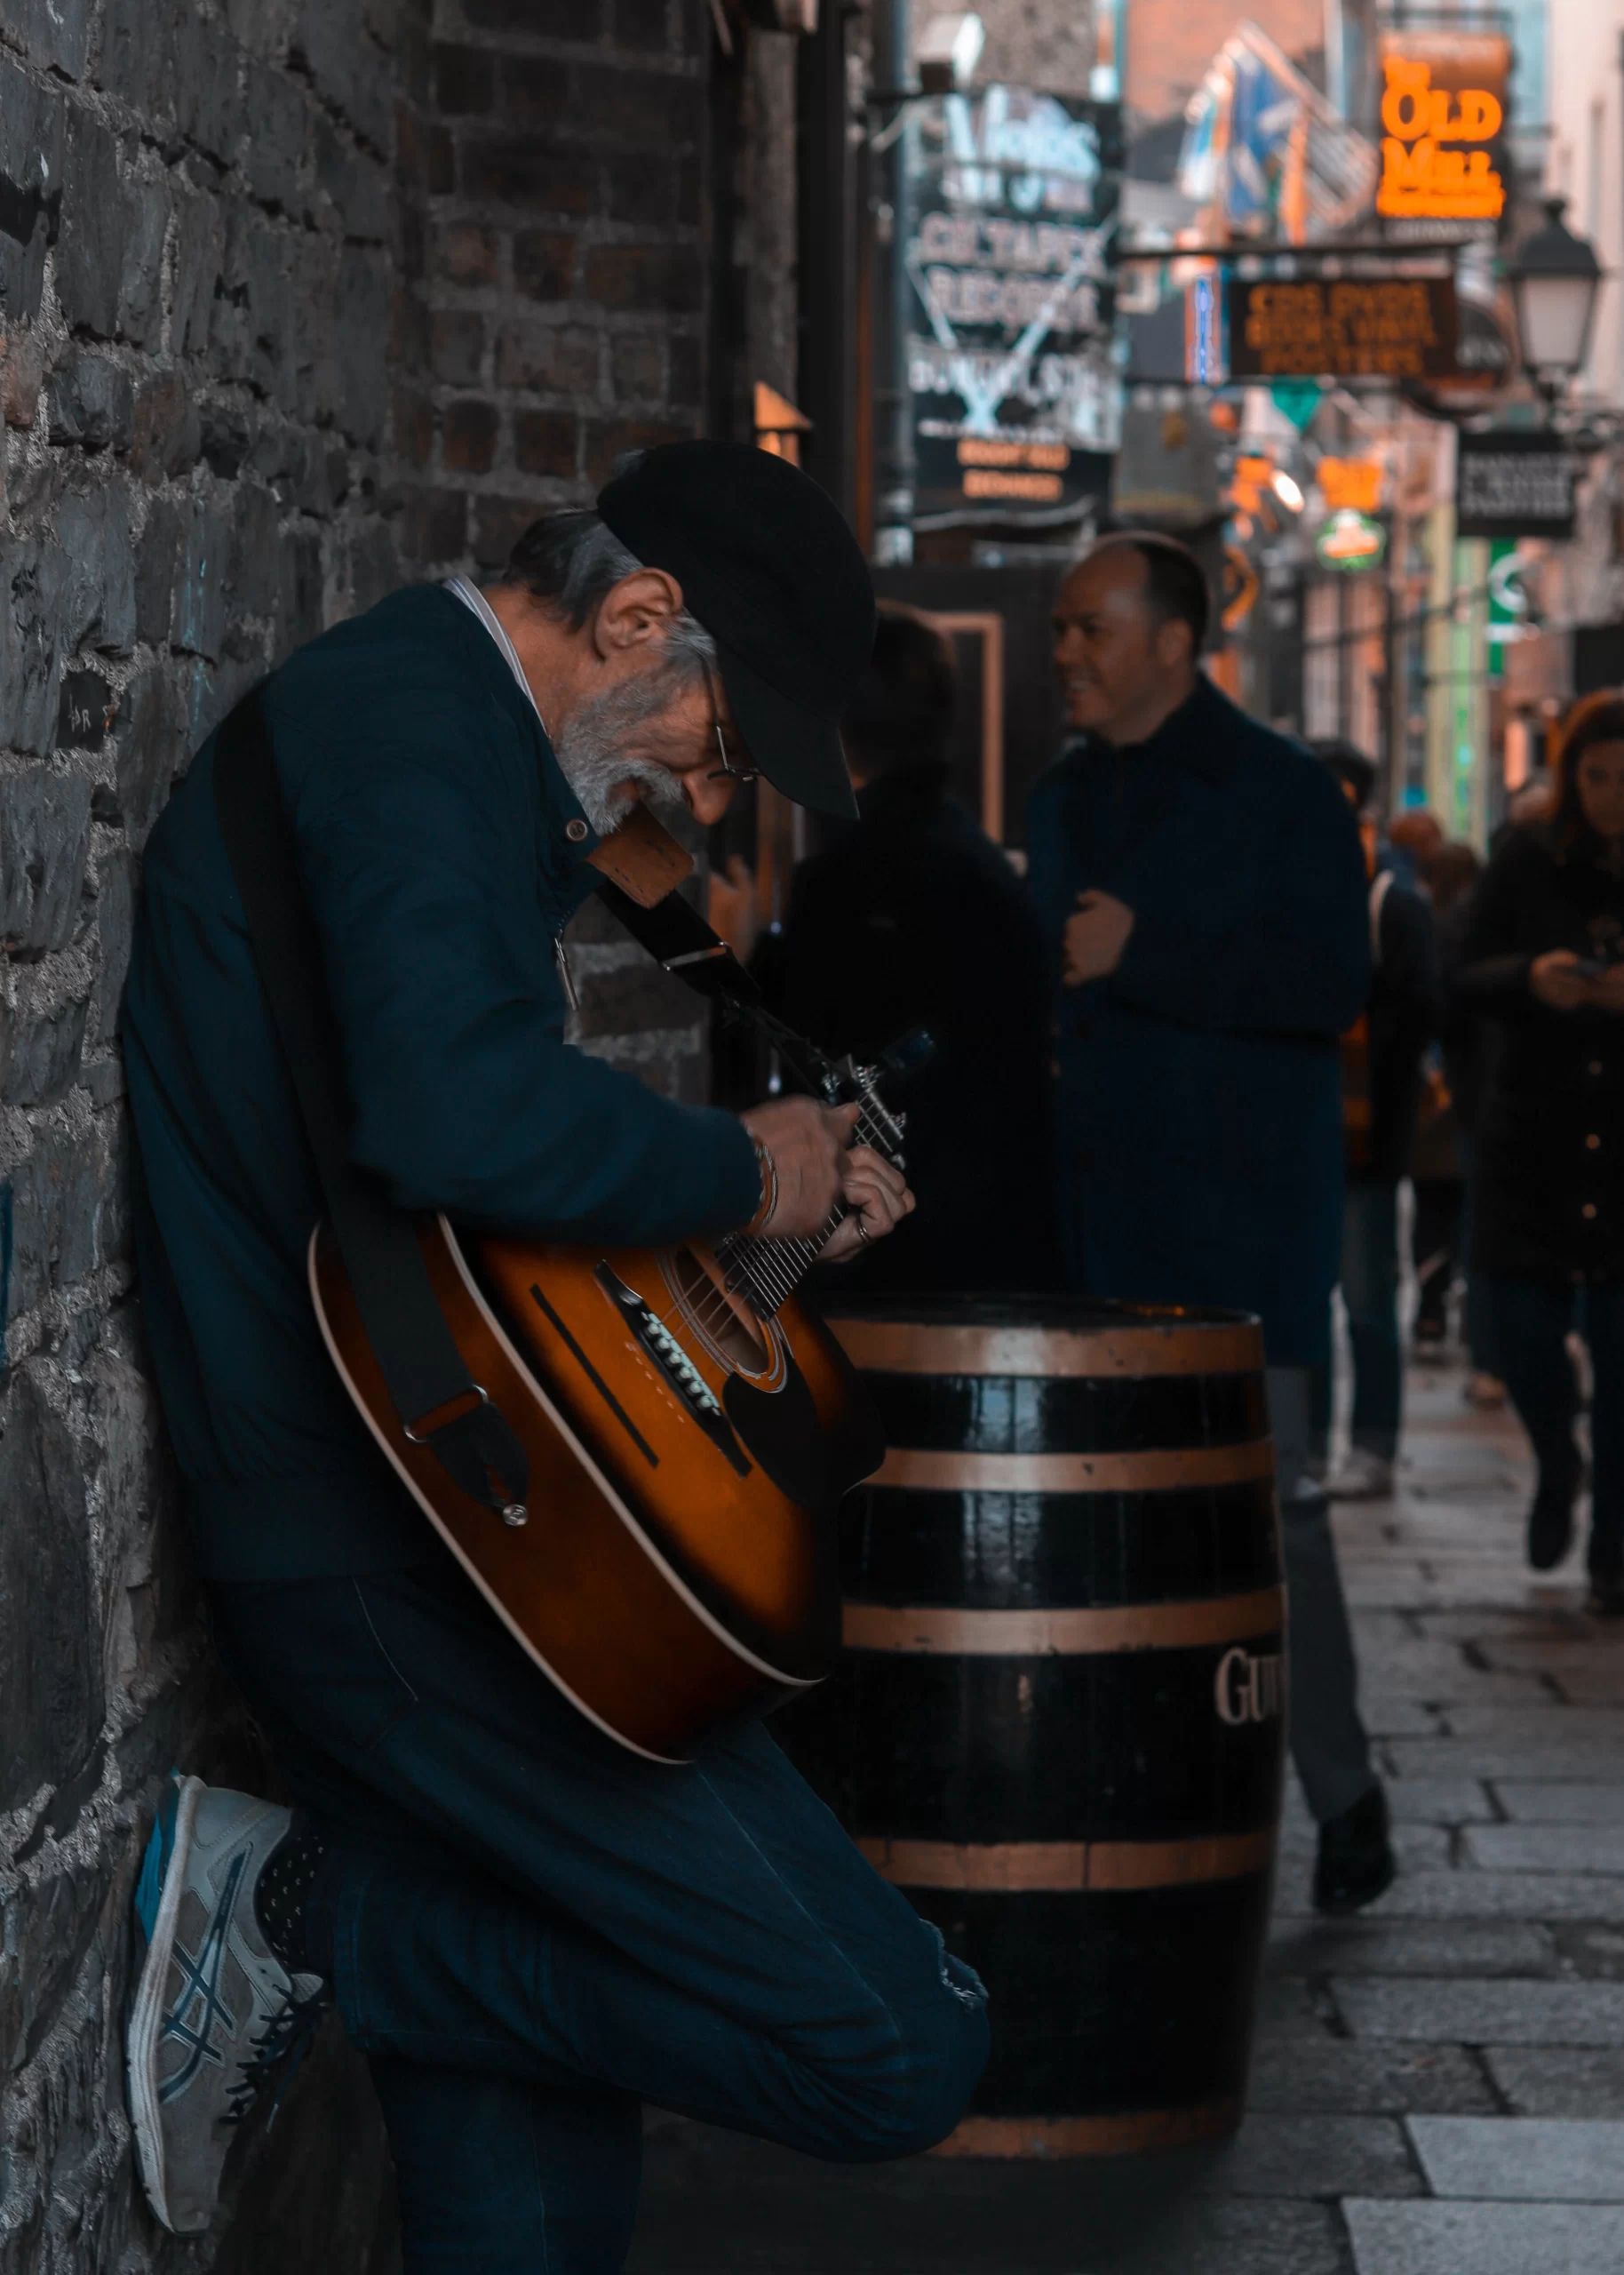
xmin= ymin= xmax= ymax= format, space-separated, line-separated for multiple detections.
xmin=127 ymin=1776 xmax=326 ymax=2234
xmin=1324 ymin=1449 xmax=1396 ymax=1500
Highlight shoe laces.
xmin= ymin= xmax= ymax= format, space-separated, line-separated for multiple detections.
xmin=224 ymin=1984 xmax=327 ymax=2128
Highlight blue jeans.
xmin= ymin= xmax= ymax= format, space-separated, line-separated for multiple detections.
xmin=1310 ymin=1181 xmax=1402 ymax=1464
xmin=210 ymin=1553 xmax=988 ymax=2274
xmin=1483 ymin=1278 xmax=1624 ymax=1578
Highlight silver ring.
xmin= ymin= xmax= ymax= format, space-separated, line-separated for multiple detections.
xmin=855 ymin=1216 xmax=872 ymax=1245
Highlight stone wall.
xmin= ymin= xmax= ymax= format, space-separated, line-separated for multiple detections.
xmin=0 ymin=2 xmax=726 ymax=2267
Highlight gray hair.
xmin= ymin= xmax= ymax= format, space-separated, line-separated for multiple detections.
xmin=498 ymin=505 xmax=717 ymax=680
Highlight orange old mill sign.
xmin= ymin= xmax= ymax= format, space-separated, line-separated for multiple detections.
xmin=1377 ymin=34 xmax=1509 ymax=224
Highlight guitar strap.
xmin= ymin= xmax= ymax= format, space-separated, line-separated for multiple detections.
xmin=212 ymin=688 xmax=531 ymax=1522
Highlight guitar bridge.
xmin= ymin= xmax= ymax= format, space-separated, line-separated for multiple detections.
xmin=595 ymin=1265 xmax=750 ymax=1477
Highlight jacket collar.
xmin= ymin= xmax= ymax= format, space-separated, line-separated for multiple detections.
xmin=430 ymin=584 xmax=601 ymax=897
xmin=1065 ymin=672 xmax=1245 ymax=789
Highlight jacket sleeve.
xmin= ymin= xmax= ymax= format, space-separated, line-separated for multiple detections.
xmin=1380 ymin=882 xmax=1442 ymax=1038
xmin=1108 ymin=763 xmax=1371 ymax=1037
xmin=290 ymin=717 xmax=760 ymax=1245
xmin=1453 ymin=840 xmax=1537 ymax=1015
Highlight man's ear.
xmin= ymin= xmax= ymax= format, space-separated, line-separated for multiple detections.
xmin=1155 ymin=615 xmax=1196 ymax=671
xmin=593 ymin=568 xmax=687 ymax=658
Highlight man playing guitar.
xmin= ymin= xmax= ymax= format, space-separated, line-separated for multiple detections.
xmin=122 ymin=443 xmax=988 ymax=2263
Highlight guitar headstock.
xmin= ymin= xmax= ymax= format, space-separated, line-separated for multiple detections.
xmin=816 ymin=1027 xmax=936 ymax=1171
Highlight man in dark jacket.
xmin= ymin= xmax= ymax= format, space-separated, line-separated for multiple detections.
xmin=1026 ymin=532 xmax=1393 ymax=1913
xmin=120 ymin=445 xmax=986 ymax=2261
xmin=1311 ymin=744 xmax=1440 ymax=1498
xmin=768 ymin=603 xmax=1055 ymax=1290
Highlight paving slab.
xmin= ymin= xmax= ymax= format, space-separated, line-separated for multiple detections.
xmin=1245 ymin=2040 xmax=1498 ymax=2117
xmin=1549 ymin=1923 xmax=1624 ymax=1981
xmin=1334 ymin=1977 xmax=1624 ymax=2047
xmin=1381 ymin=1774 xmax=1495 ymax=1822
xmin=1250 ymin=1974 xmax=1341 ymax=2040
xmin=1407 ymin=2115 xmax=1624 ymax=2200
xmin=1347 ymin=1694 xmax=1446 ymax=1737
xmin=1437 ymin=1704 xmax=1624 ymax=1740
xmin=1278 ymin=1870 xmax=1624 ymax=1921
xmin=1417 ymin=1608 xmax=1595 ymax=1642
xmin=1492 ymin=1780 xmax=1624 ymax=1824
xmin=1266 ymin=1919 xmax=1554 ymax=1980
xmin=1467 ymin=1824 xmax=1624 ymax=1875
xmin=1385 ymin=1736 xmax=1624 ymax=1781
xmin=1198 ymin=2114 xmax=1421 ymax=2199
xmin=1485 ymin=2047 xmax=1624 ymax=2118
xmin=1344 ymin=2199 xmax=1624 ymax=2275
xmin=1477 ymin=1637 xmax=1624 ymax=1673
xmin=1549 ymin=1667 xmax=1624 ymax=1704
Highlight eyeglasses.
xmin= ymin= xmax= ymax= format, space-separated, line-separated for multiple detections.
xmin=704 ymin=667 xmax=761 ymax=785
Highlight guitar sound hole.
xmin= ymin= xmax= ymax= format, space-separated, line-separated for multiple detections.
xmin=670 ymin=1245 xmax=769 ymax=1375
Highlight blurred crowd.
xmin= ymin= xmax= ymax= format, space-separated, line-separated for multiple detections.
xmin=710 ymin=532 xmax=1624 ymax=1916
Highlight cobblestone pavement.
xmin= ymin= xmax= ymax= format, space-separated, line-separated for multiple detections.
xmin=630 ymin=1356 xmax=1624 ymax=2272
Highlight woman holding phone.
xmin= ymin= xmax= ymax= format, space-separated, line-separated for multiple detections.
xmin=1456 ymin=693 xmax=1624 ymax=1601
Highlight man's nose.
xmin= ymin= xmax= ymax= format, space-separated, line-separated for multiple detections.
xmin=683 ymin=768 xmax=736 ymax=826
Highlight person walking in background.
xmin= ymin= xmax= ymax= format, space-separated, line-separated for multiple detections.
xmin=1411 ymin=840 xmax=1507 ymax=1407
xmin=1026 ymin=531 xmax=1394 ymax=1913
xmin=1411 ymin=841 xmax=1481 ymax=1352
xmin=764 ymin=602 xmax=1055 ymax=1290
xmin=1455 ymin=693 xmax=1624 ymax=1605
xmin=1311 ymin=744 xmax=1439 ymax=1501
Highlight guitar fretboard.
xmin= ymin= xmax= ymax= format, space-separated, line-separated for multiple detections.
xmin=715 ymin=1097 xmax=898 ymax=1319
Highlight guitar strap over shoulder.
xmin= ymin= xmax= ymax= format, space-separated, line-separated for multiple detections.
xmin=213 ymin=688 xmax=531 ymax=1522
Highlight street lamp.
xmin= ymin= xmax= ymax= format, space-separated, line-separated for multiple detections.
xmin=1508 ymin=196 xmax=1604 ymax=410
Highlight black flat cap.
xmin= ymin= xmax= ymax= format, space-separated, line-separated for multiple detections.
xmin=597 ymin=441 xmax=873 ymax=818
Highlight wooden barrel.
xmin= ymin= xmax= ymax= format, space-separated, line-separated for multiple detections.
xmin=781 ymin=1295 xmax=1285 ymax=2158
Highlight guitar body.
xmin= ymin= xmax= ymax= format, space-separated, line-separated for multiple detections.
xmin=310 ymin=1217 xmax=885 ymax=1762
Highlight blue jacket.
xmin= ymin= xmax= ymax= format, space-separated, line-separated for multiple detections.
xmin=123 ymin=585 xmax=760 ymax=1580
xmin=1024 ymin=675 xmax=1369 ymax=1364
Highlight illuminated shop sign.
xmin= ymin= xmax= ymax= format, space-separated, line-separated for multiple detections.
xmin=1226 ymin=275 xmax=1458 ymax=380
xmin=1315 ymin=509 xmax=1387 ymax=571
xmin=904 ymin=86 xmax=1121 ymax=525
xmin=1318 ymin=459 xmax=1383 ymax=514
xmin=1376 ymin=33 xmax=1509 ymax=227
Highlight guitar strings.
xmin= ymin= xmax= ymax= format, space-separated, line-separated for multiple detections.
xmin=695 ymin=1097 xmax=893 ymax=1332
xmin=657 ymin=1095 xmax=898 ymax=1353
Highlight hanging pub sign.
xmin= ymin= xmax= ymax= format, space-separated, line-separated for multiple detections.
xmin=1226 ymin=275 xmax=1457 ymax=381
xmin=1456 ymin=430 xmax=1576 ymax=540
xmin=904 ymin=85 xmax=1121 ymax=525
xmin=1376 ymin=31 xmax=1511 ymax=238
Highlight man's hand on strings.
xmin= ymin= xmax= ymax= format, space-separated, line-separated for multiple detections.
xmin=738 ymin=1098 xmax=914 ymax=1252
xmin=822 ymin=1141 xmax=914 ymax=1262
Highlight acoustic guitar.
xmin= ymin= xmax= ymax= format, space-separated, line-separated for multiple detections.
xmin=309 ymin=1049 xmax=912 ymax=1763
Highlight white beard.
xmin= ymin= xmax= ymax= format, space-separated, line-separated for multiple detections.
xmin=554 ymin=674 xmax=690 ymax=837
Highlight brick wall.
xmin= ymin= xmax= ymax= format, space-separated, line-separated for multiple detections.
xmin=1 ymin=3 xmax=750 ymax=2264
xmin=397 ymin=0 xmax=710 ymax=572
xmin=395 ymin=0 xmax=720 ymax=1104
